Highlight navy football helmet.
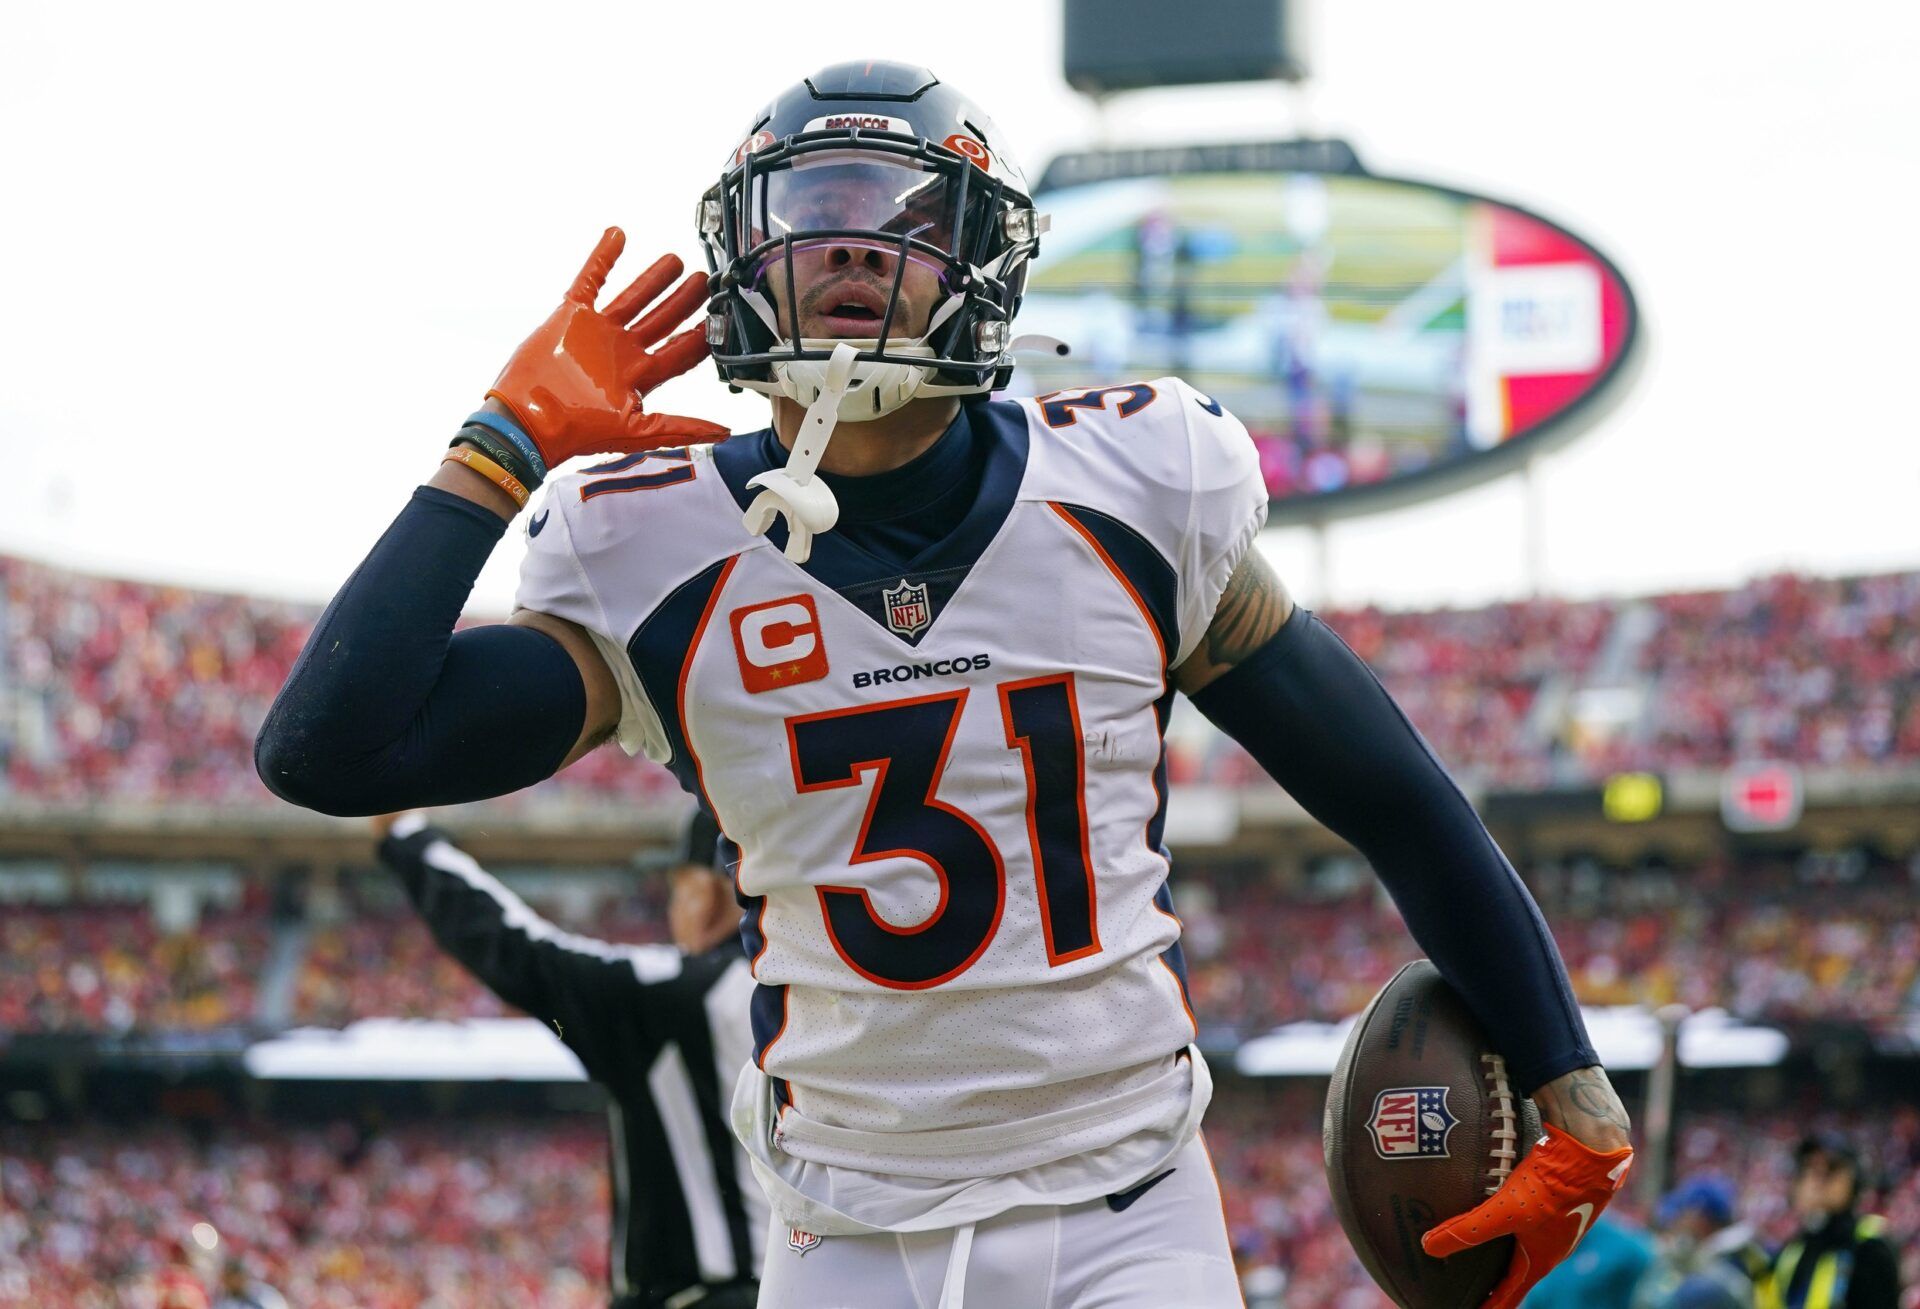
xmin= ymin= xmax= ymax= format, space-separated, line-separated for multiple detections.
xmin=698 ymin=62 xmax=1046 ymax=420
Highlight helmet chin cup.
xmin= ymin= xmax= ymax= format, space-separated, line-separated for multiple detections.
xmin=744 ymin=342 xmax=858 ymax=564
xmin=769 ymin=337 xmax=935 ymax=420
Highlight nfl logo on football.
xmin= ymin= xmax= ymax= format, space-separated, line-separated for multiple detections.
xmin=883 ymin=578 xmax=931 ymax=638
xmin=1367 ymin=1086 xmax=1458 ymax=1160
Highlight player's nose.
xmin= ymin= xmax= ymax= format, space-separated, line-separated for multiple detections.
xmin=822 ymin=241 xmax=895 ymax=274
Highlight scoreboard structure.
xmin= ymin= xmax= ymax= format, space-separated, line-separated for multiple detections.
xmin=1016 ymin=141 xmax=1642 ymax=524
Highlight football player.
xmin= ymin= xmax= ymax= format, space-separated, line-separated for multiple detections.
xmin=258 ymin=61 xmax=1634 ymax=1309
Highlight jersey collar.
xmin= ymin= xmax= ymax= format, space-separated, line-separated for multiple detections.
xmin=710 ymin=400 xmax=1031 ymax=595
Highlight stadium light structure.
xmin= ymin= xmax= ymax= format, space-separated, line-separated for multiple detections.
xmin=1062 ymin=0 xmax=1307 ymax=95
xmin=1234 ymin=1005 xmax=1790 ymax=1078
xmin=243 ymin=1018 xmax=590 ymax=1082
xmin=244 ymin=1006 xmax=1790 ymax=1083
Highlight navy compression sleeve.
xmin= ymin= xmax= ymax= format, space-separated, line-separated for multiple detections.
xmin=254 ymin=485 xmax=586 ymax=816
xmin=1188 ymin=608 xmax=1598 ymax=1094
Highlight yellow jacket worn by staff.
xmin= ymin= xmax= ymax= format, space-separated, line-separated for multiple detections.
xmin=1762 ymin=1213 xmax=1900 ymax=1309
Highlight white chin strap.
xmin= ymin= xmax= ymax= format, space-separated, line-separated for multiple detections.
xmin=771 ymin=340 xmax=937 ymax=422
xmin=743 ymin=342 xmax=859 ymax=564
xmin=737 ymin=281 xmax=963 ymax=422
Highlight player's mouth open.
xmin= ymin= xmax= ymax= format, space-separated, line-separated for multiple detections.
xmin=815 ymin=285 xmax=891 ymax=335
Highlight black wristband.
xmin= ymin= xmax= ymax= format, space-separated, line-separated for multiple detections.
xmin=452 ymin=425 xmax=542 ymax=491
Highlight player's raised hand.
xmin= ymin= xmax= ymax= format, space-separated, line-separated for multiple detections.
xmin=1420 ymin=1123 xmax=1634 ymax=1309
xmin=485 ymin=228 xmax=730 ymax=468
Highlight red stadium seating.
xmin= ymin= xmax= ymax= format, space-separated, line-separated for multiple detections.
xmin=0 ymin=905 xmax=265 ymax=1035
xmin=1180 ymin=852 xmax=1920 ymax=1040
xmin=7 ymin=1102 xmax=1915 ymax=1307
xmin=0 ymin=1118 xmax=610 ymax=1308
xmin=5 ymin=851 xmax=1908 ymax=1038
xmin=5 ymin=554 xmax=1917 ymax=807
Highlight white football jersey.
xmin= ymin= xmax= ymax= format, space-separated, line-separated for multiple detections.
xmin=516 ymin=377 xmax=1266 ymax=1231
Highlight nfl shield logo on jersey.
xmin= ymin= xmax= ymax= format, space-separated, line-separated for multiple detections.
xmin=883 ymin=578 xmax=931 ymax=638
xmin=1367 ymin=1087 xmax=1458 ymax=1160
xmin=787 ymin=1227 xmax=822 ymax=1257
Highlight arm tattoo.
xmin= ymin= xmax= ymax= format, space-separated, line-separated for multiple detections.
xmin=1174 ymin=550 xmax=1295 ymax=693
xmin=1535 ymin=1067 xmax=1633 ymax=1138
xmin=1565 ymin=1070 xmax=1634 ymax=1132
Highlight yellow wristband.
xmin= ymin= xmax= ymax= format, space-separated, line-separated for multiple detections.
xmin=442 ymin=446 xmax=530 ymax=510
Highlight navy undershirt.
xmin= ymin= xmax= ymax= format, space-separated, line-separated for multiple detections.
xmin=738 ymin=404 xmax=986 ymax=572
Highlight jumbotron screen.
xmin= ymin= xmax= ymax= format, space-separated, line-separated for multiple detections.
xmin=1012 ymin=142 xmax=1639 ymax=520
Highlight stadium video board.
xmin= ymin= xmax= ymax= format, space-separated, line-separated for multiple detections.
xmin=1016 ymin=141 xmax=1641 ymax=522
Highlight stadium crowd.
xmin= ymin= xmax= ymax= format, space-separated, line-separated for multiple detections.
xmin=288 ymin=881 xmax=666 ymax=1029
xmin=5 ymin=849 xmax=1914 ymax=1039
xmin=1636 ymin=572 xmax=1920 ymax=772
xmin=0 ymin=905 xmax=265 ymax=1037
xmin=6 ymin=1097 xmax=1915 ymax=1308
xmin=0 ymin=557 xmax=312 ymax=808
xmin=5 ymin=554 xmax=1918 ymax=810
xmin=0 ymin=1117 xmax=609 ymax=1308
xmin=1181 ymin=849 xmax=1920 ymax=1039
xmin=0 ymin=555 xmax=679 ymax=814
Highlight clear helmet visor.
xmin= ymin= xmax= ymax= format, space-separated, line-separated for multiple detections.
xmin=740 ymin=152 xmax=985 ymax=291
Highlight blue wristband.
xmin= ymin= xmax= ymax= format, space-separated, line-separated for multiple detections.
xmin=464 ymin=409 xmax=549 ymax=483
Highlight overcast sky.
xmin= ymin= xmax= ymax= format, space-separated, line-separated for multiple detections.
xmin=3 ymin=1 xmax=1915 ymax=613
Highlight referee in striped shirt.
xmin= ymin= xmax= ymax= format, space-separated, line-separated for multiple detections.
xmin=372 ymin=808 xmax=765 ymax=1309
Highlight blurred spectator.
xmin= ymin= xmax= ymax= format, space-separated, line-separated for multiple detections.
xmin=0 ymin=556 xmax=313 ymax=806
xmin=1633 ymin=1175 xmax=1767 ymax=1309
xmin=213 ymin=1251 xmax=290 ymax=1309
xmin=1525 ymin=1215 xmax=1656 ymax=1309
xmin=1331 ymin=595 xmax=1616 ymax=787
xmin=1768 ymin=1133 xmax=1903 ymax=1309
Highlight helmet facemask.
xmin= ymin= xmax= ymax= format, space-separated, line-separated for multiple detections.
xmin=701 ymin=129 xmax=1043 ymax=421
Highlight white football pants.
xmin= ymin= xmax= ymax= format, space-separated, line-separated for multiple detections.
xmin=755 ymin=1134 xmax=1244 ymax=1309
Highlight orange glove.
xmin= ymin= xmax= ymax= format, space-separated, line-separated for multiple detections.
xmin=1421 ymin=1124 xmax=1634 ymax=1309
xmin=482 ymin=227 xmax=729 ymax=475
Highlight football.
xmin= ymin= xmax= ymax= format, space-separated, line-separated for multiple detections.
xmin=1323 ymin=960 xmax=1543 ymax=1309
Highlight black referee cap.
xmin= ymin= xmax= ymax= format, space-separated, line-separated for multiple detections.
xmin=634 ymin=807 xmax=725 ymax=877
xmin=1796 ymin=1130 xmax=1862 ymax=1178
xmin=675 ymin=806 xmax=722 ymax=870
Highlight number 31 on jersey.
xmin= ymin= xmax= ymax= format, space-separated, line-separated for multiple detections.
xmin=784 ymin=677 xmax=1101 ymax=990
